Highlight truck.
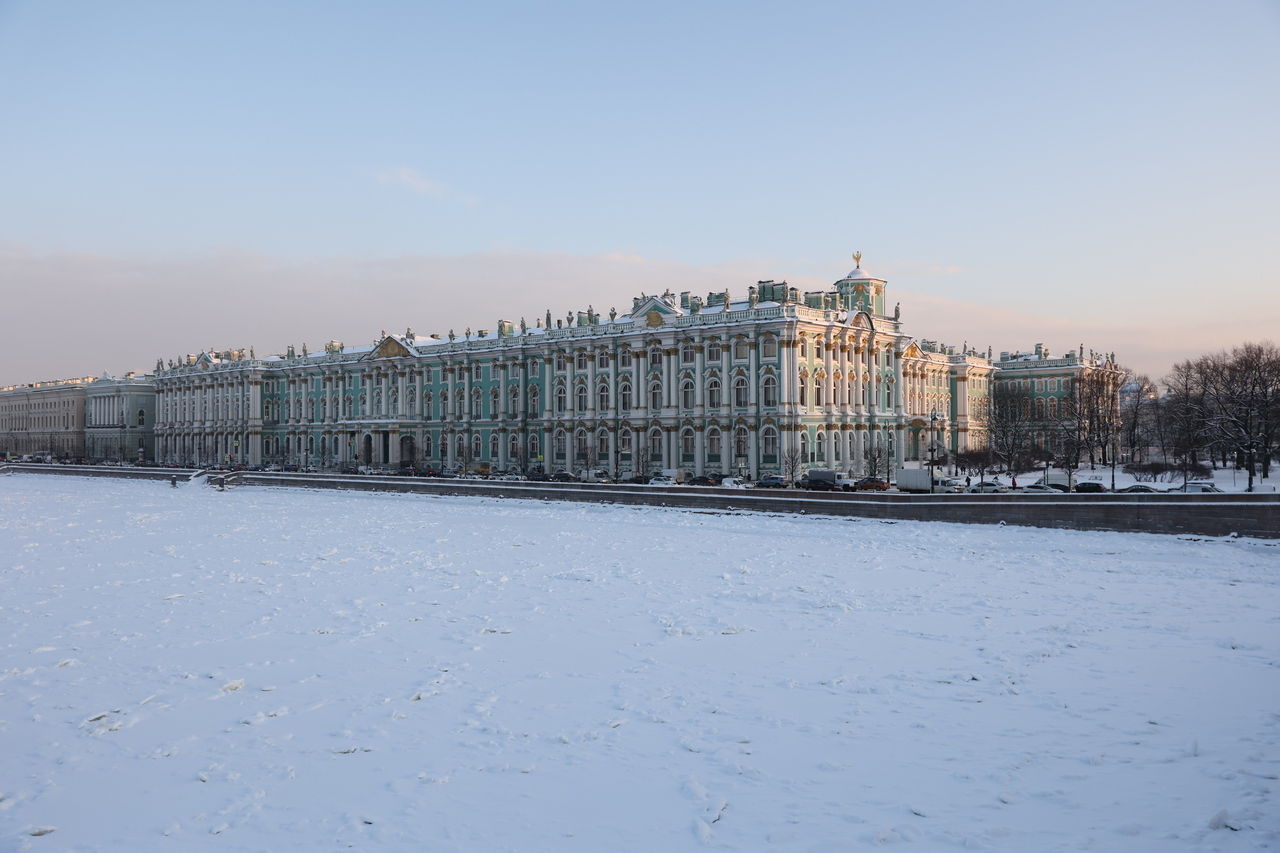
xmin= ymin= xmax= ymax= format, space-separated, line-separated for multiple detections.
xmin=895 ymin=467 xmax=946 ymax=493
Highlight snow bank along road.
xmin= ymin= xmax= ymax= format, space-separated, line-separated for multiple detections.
xmin=1 ymin=474 xmax=1277 ymax=851
xmin=7 ymin=465 xmax=1280 ymax=539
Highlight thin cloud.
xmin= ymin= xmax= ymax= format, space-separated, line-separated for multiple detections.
xmin=374 ymin=167 xmax=478 ymax=207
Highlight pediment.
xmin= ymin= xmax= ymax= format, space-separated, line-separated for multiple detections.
xmin=630 ymin=296 xmax=683 ymax=324
xmin=903 ymin=342 xmax=923 ymax=359
xmin=365 ymin=337 xmax=415 ymax=360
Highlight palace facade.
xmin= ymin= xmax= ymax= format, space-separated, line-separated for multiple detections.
xmin=0 ymin=377 xmax=95 ymax=459
xmin=151 ymin=258 xmax=1000 ymax=477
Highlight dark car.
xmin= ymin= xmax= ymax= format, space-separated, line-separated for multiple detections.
xmin=626 ymin=474 xmax=652 ymax=485
xmin=687 ymin=475 xmax=720 ymax=486
xmin=1118 ymin=484 xmax=1160 ymax=493
xmin=1074 ymin=481 xmax=1108 ymax=493
xmin=756 ymin=474 xmax=788 ymax=489
xmin=802 ymin=469 xmax=840 ymax=491
xmin=550 ymin=471 xmax=577 ymax=482
xmin=855 ymin=477 xmax=891 ymax=491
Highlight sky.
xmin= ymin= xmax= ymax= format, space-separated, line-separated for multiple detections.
xmin=1 ymin=0 xmax=1277 ymax=385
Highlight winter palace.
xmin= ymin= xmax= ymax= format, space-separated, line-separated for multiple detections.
xmin=148 ymin=255 xmax=1004 ymax=478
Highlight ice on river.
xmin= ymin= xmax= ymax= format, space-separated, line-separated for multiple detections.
xmin=1 ymin=474 xmax=1277 ymax=851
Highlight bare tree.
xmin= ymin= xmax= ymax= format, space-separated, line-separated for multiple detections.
xmin=1197 ymin=342 xmax=1280 ymax=491
xmin=1121 ymin=373 xmax=1159 ymax=464
xmin=781 ymin=444 xmax=805 ymax=484
xmin=863 ymin=440 xmax=889 ymax=481
xmin=1160 ymin=360 xmax=1210 ymax=487
xmin=987 ymin=383 xmax=1037 ymax=473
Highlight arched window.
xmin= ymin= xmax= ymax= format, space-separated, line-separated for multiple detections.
xmin=472 ymin=388 xmax=481 ymax=416
xmin=761 ymin=426 xmax=778 ymax=460
xmin=529 ymin=387 xmax=540 ymax=415
xmin=648 ymin=428 xmax=663 ymax=460
xmin=762 ymin=376 xmax=778 ymax=407
xmin=424 ymin=434 xmax=433 ymax=458
xmin=761 ymin=336 xmax=778 ymax=358
xmin=620 ymin=382 xmax=632 ymax=411
xmin=734 ymin=426 xmax=748 ymax=458
xmin=649 ymin=347 xmax=663 ymax=368
xmin=649 ymin=382 xmax=663 ymax=410
xmin=597 ymin=350 xmax=609 ymax=369
xmin=137 ymin=408 xmax=145 ymax=426
xmin=509 ymin=434 xmax=520 ymax=459
xmin=490 ymin=388 xmax=499 ymax=415
xmin=816 ymin=430 xmax=827 ymax=463
xmin=734 ymin=339 xmax=749 ymax=360
xmin=489 ymin=434 xmax=498 ymax=458
xmin=1021 ymin=399 xmax=1032 ymax=418
xmin=681 ymin=346 xmax=695 ymax=364
xmin=1035 ymin=398 xmax=1045 ymax=418
xmin=471 ymin=434 xmax=482 ymax=459
xmin=707 ymin=378 xmax=721 ymax=409
xmin=815 ymin=374 xmax=825 ymax=407
xmin=456 ymin=434 xmax=467 ymax=456
xmin=733 ymin=376 xmax=748 ymax=407
xmin=681 ymin=428 xmax=695 ymax=460
xmin=598 ymin=381 xmax=610 ymax=411
xmin=597 ymin=429 xmax=609 ymax=457
xmin=574 ymin=430 xmax=588 ymax=461
xmin=529 ymin=434 xmax=540 ymax=459
xmin=555 ymin=353 xmax=566 ymax=371
xmin=799 ymin=376 xmax=808 ymax=407
xmin=554 ymin=430 xmax=566 ymax=459
xmin=619 ymin=349 xmax=632 ymax=367
xmin=800 ymin=338 xmax=808 ymax=358
xmin=706 ymin=428 xmax=721 ymax=461
xmin=619 ymin=429 xmax=633 ymax=458
xmin=1047 ymin=397 xmax=1058 ymax=418
xmin=800 ymin=430 xmax=810 ymax=461
xmin=680 ymin=379 xmax=695 ymax=409
xmin=556 ymin=386 xmax=567 ymax=413
xmin=509 ymin=386 xmax=519 ymax=413
xmin=576 ymin=384 xmax=588 ymax=412
xmin=707 ymin=341 xmax=721 ymax=361
xmin=576 ymin=351 xmax=587 ymax=370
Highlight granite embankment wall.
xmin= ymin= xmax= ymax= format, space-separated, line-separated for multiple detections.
xmin=5 ymin=465 xmax=1278 ymax=539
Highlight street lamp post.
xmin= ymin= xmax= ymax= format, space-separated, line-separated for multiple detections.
xmin=928 ymin=411 xmax=939 ymax=494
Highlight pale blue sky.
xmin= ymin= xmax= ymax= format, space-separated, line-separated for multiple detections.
xmin=1 ymin=0 xmax=1277 ymax=384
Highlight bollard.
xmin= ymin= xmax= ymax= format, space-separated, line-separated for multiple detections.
xmin=170 ymin=475 xmax=178 ymax=488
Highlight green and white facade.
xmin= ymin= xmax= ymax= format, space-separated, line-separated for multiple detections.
xmin=152 ymin=259 xmax=1018 ymax=476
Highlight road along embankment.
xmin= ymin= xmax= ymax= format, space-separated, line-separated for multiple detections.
xmin=5 ymin=465 xmax=1277 ymax=539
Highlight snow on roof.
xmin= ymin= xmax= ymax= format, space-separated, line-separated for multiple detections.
xmin=841 ymin=264 xmax=883 ymax=282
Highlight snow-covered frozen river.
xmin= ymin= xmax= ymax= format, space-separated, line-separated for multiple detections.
xmin=2 ymin=474 xmax=1276 ymax=851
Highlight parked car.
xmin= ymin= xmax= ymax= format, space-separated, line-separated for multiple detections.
xmin=687 ymin=475 xmax=719 ymax=486
xmin=550 ymin=471 xmax=577 ymax=483
xmin=1166 ymin=482 xmax=1223 ymax=493
xmin=1073 ymin=481 xmax=1108 ymax=493
xmin=855 ymin=477 xmax=891 ymax=491
xmin=933 ymin=477 xmax=966 ymax=493
xmin=967 ymin=481 xmax=1009 ymax=493
xmin=755 ymin=474 xmax=787 ymax=489
xmin=1117 ymin=484 xmax=1161 ymax=493
xmin=719 ymin=477 xmax=750 ymax=489
xmin=803 ymin=469 xmax=841 ymax=491
xmin=1016 ymin=483 xmax=1060 ymax=494
xmin=648 ymin=474 xmax=677 ymax=486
